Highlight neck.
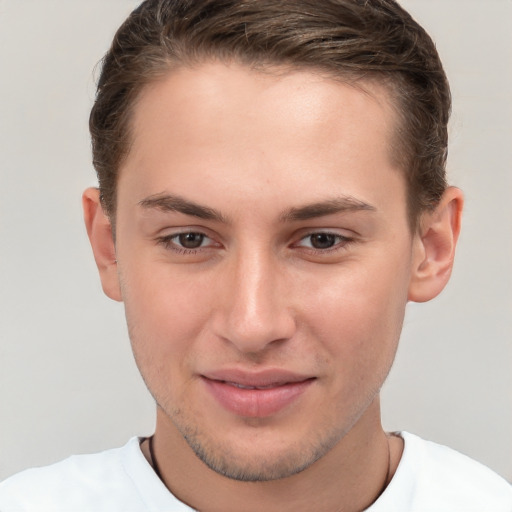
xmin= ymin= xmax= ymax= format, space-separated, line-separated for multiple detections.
xmin=145 ymin=399 xmax=402 ymax=512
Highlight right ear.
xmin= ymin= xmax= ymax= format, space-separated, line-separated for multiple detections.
xmin=82 ymin=188 xmax=122 ymax=302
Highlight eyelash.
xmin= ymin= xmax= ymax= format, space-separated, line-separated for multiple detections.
xmin=156 ymin=232 xmax=215 ymax=254
xmin=156 ymin=231 xmax=354 ymax=256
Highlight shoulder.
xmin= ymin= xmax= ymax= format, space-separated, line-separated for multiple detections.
xmin=0 ymin=438 xmax=148 ymax=512
xmin=379 ymin=432 xmax=512 ymax=511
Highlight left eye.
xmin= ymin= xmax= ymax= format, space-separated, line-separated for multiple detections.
xmin=298 ymin=233 xmax=347 ymax=250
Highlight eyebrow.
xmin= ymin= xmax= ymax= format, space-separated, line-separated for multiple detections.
xmin=138 ymin=193 xmax=376 ymax=223
xmin=138 ymin=194 xmax=227 ymax=222
xmin=280 ymin=196 xmax=376 ymax=222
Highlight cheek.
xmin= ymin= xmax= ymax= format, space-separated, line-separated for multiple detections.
xmin=119 ymin=261 xmax=216 ymax=381
xmin=302 ymin=259 xmax=410 ymax=371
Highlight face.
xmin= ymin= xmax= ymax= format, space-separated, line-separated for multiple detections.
xmin=112 ymin=62 xmax=418 ymax=481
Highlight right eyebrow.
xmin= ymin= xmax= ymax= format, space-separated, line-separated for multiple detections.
xmin=138 ymin=194 xmax=228 ymax=223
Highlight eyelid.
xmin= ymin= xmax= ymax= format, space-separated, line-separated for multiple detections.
xmin=295 ymin=228 xmax=353 ymax=241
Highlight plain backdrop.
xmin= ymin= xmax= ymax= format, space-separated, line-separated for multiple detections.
xmin=0 ymin=0 xmax=511 ymax=482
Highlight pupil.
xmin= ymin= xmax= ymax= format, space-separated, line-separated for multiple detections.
xmin=311 ymin=233 xmax=335 ymax=249
xmin=179 ymin=233 xmax=204 ymax=249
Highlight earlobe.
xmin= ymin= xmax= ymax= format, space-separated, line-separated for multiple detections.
xmin=82 ymin=188 xmax=122 ymax=302
xmin=408 ymin=187 xmax=464 ymax=303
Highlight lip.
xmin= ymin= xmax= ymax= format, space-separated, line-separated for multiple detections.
xmin=201 ymin=369 xmax=315 ymax=418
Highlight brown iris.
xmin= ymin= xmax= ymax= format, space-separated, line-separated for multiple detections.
xmin=178 ymin=233 xmax=205 ymax=249
xmin=309 ymin=233 xmax=336 ymax=249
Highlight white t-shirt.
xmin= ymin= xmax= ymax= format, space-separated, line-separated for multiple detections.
xmin=0 ymin=432 xmax=510 ymax=511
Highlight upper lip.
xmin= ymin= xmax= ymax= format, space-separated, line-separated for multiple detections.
xmin=201 ymin=368 xmax=315 ymax=388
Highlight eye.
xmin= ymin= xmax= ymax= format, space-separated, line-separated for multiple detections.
xmin=176 ymin=232 xmax=206 ymax=249
xmin=157 ymin=231 xmax=216 ymax=252
xmin=308 ymin=233 xmax=336 ymax=249
xmin=296 ymin=232 xmax=351 ymax=250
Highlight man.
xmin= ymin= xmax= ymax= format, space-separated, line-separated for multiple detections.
xmin=1 ymin=0 xmax=510 ymax=510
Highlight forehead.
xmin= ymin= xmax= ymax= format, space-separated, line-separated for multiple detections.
xmin=130 ymin=62 xmax=397 ymax=155
xmin=120 ymin=62 xmax=405 ymax=219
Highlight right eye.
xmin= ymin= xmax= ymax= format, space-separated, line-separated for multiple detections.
xmin=157 ymin=231 xmax=216 ymax=253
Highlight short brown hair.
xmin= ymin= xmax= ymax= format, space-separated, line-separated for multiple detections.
xmin=90 ymin=0 xmax=450 ymax=230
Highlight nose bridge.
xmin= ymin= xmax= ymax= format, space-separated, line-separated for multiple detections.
xmin=216 ymin=240 xmax=295 ymax=353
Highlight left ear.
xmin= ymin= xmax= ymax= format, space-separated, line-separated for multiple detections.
xmin=408 ymin=187 xmax=464 ymax=303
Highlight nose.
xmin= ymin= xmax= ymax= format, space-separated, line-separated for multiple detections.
xmin=212 ymin=247 xmax=296 ymax=354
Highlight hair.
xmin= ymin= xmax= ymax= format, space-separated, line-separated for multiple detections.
xmin=90 ymin=0 xmax=451 ymax=231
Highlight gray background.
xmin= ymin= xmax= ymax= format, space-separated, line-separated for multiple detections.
xmin=0 ymin=0 xmax=511 ymax=481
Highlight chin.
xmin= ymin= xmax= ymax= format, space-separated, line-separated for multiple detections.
xmin=175 ymin=415 xmax=344 ymax=482
xmin=188 ymin=438 xmax=323 ymax=482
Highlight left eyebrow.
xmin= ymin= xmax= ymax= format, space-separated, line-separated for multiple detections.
xmin=280 ymin=196 xmax=377 ymax=222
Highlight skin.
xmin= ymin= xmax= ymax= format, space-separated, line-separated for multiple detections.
xmin=84 ymin=62 xmax=463 ymax=512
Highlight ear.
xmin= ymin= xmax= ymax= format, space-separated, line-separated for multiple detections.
xmin=82 ymin=187 xmax=122 ymax=302
xmin=408 ymin=187 xmax=464 ymax=303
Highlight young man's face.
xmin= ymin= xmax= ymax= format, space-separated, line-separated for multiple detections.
xmin=96 ymin=62 xmax=426 ymax=480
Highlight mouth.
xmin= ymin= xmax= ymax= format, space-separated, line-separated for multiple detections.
xmin=200 ymin=370 xmax=315 ymax=418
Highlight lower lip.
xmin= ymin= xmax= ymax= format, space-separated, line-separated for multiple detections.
xmin=202 ymin=377 xmax=314 ymax=418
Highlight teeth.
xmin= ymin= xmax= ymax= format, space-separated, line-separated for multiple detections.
xmin=233 ymin=383 xmax=256 ymax=390
xmin=227 ymin=382 xmax=280 ymax=390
